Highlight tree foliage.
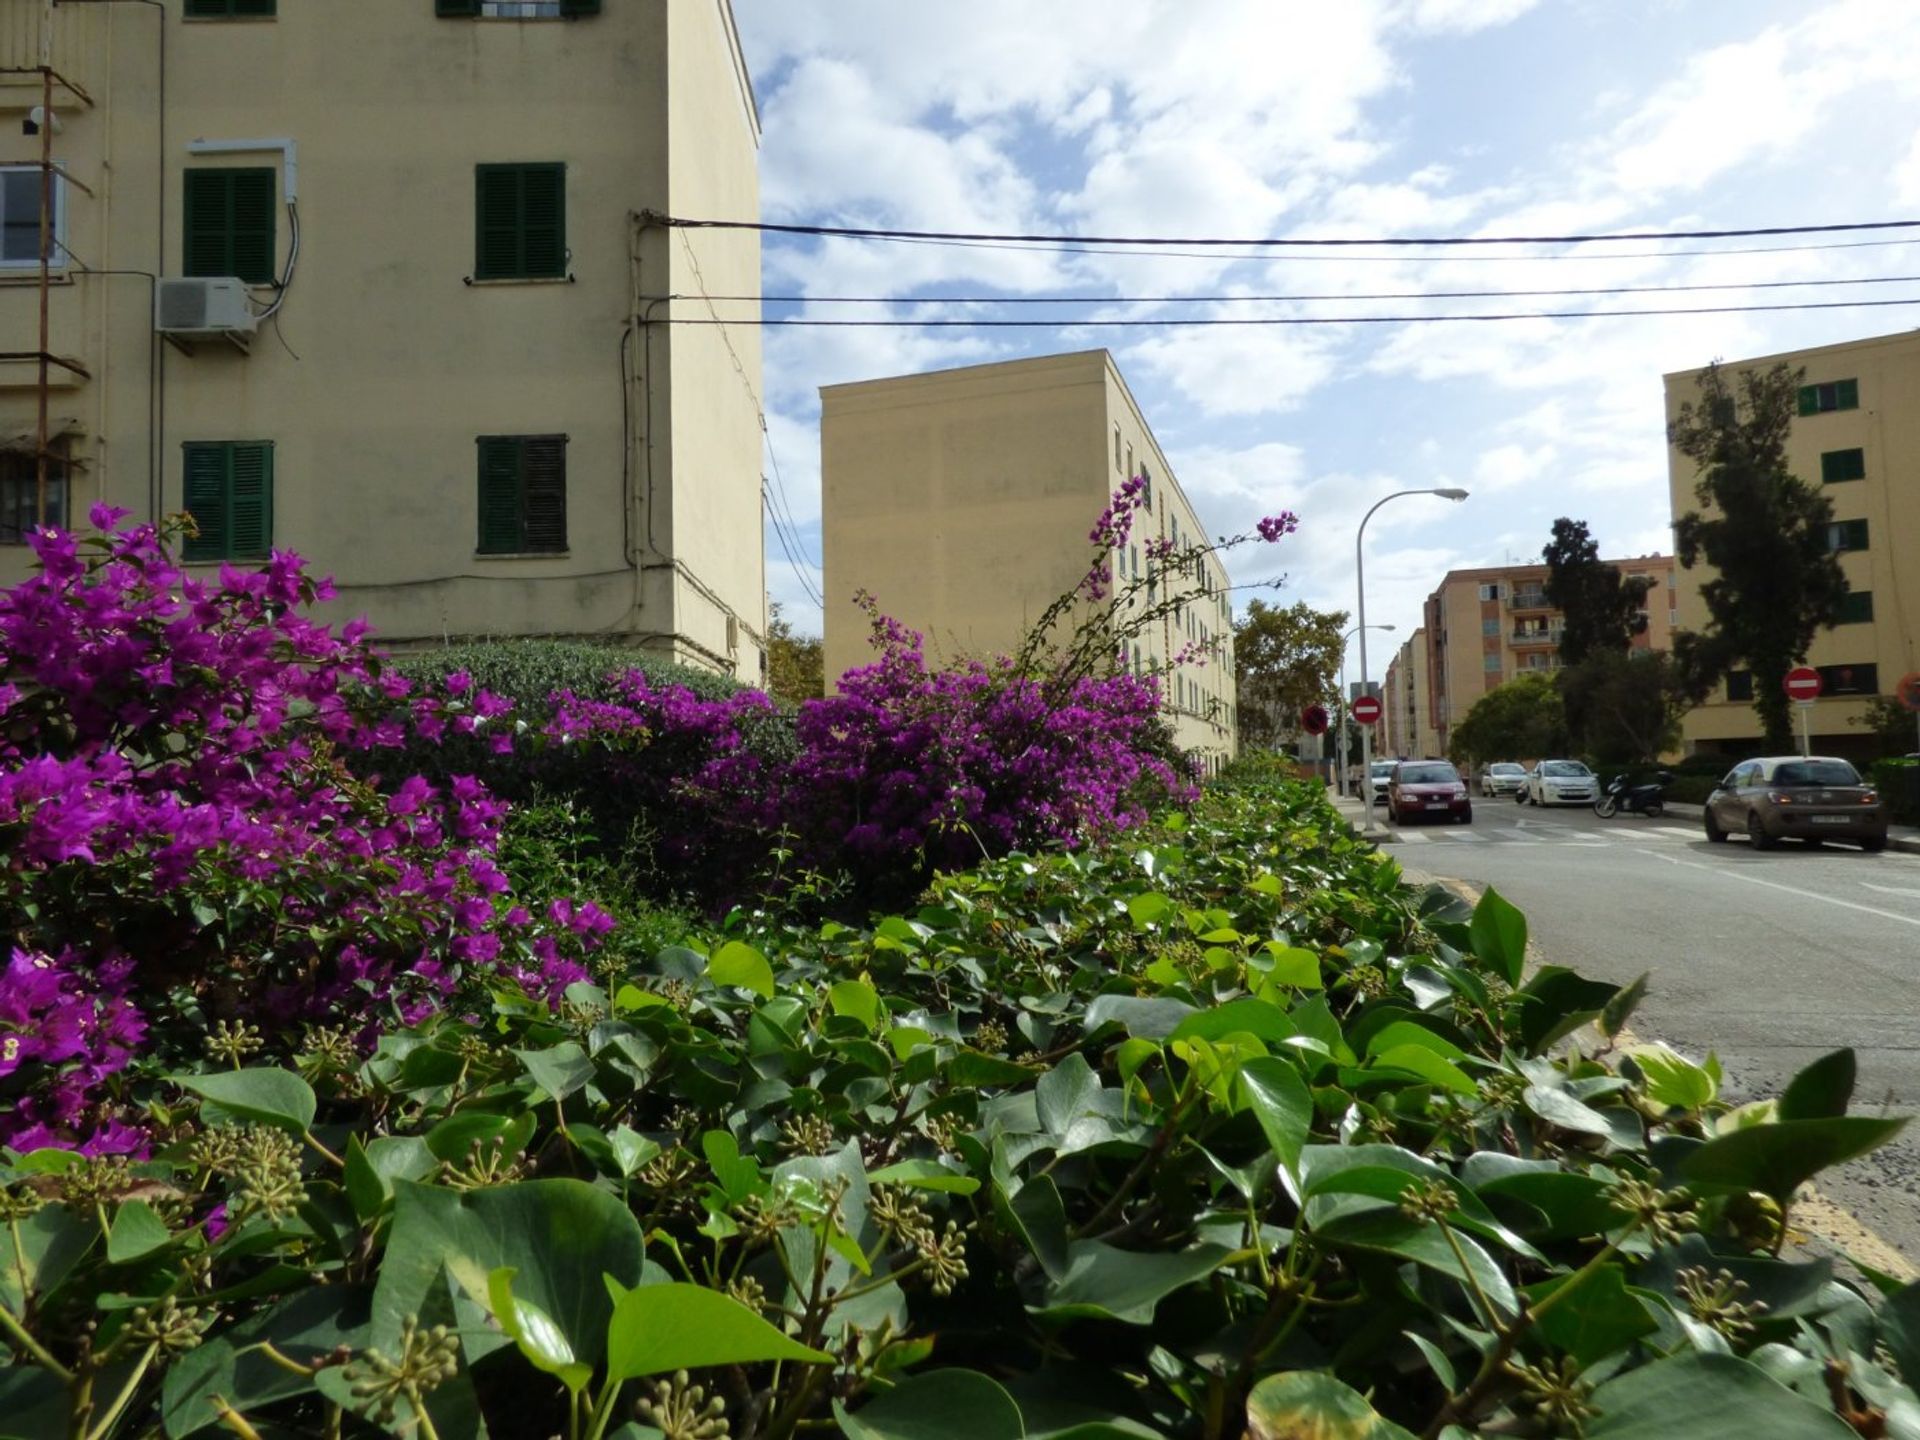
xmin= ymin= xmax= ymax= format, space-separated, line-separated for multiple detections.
xmin=1541 ymin=517 xmax=1652 ymax=667
xmin=766 ymin=602 xmax=825 ymax=705
xmin=1561 ymin=651 xmax=1685 ymax=768
xmin=1231 ymin=598 xmax=1349 ymax=749
xmin=1669 ymin=362 xmax=1849 ymax=751
xmin=1447 ymin=671 xmax=1568 ymax=766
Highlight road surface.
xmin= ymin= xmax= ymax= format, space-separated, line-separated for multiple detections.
xmin=1370 ymin=797 xmax=1920 ymax=1262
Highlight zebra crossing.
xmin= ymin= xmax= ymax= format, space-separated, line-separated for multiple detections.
xmin=1379 ymin=822 xmax=1704 ymax=846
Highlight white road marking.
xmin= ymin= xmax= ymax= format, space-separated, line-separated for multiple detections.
xmin=1641 ymin=849 xmax=1920 ymax=929
xmin=1438 ymin=830 xmax=1487 ymax=842
xmin=1861 ymin=881 xmax=1920 ymax=898
xmin=1391 ymin=831 xmax=1431 ymax=843
xmin=1650 ymin=826 xmax=1702 ymax=840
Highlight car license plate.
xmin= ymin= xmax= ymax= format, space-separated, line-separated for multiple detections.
xmin=1426 ymin=801 xmax=1449 ymax=809
xmin=1810 ymin=815 xmax=1851 ymax=825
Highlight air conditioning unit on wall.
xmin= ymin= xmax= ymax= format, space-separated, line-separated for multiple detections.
xmin=155 ymin=278 xmax=257 ymax=339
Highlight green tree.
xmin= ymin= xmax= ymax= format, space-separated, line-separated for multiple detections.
xmin=1669 ymin=362 xmax=1849 ymax=752
xmin=765 ymin=603 xmax=824 ymax=705
xmin=1232 ymin=599 xmax=1349 ymax=749
xmin=1558 ymin=651 xmax=1684 ymax=768
xmin=1541 ymin=517 xmax=1652 ymax=667
xmin=1446 ymin=672 xmax=1568 ymax=768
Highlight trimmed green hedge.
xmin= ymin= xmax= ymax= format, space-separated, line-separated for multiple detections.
xmin=393 ymin=638 xmax=749 ymax=707
xmin=1874 ymin=757 xmax=1920 ymax=825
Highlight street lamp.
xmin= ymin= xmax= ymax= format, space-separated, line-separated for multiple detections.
xmin=1337 ymin=622 xmax=1394 ymax=795
xmin=1356 ymin=487 xmax=1469 ymax=831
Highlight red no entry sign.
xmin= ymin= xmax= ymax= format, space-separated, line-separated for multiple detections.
xmin=1301 ymin=703 xmax=1330 ymax=736
xmin=1351 ymin=695 xmax=1383 ymax=725
xmin=1784 ymin=666 xmax=1822 ymax=703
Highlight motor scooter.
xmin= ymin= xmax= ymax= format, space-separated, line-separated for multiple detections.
xmin=1594 ymin=771 xmax=1672 ymax=818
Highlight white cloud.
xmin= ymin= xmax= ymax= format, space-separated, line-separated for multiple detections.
xmin=1399 ymin=0 xmax=1540 ymax=33
xmin=1894 ymin=131 xmax=1920 ymax=208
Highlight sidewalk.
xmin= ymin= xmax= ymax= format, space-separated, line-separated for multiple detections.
xmin=1324 ymin=785 xmax=1920 ymax=855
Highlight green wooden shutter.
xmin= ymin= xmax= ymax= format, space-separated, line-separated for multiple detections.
xmin=1797 ymin=385 xmax=1817 ymax=417
xmin=519 ymin=165 xmax=566 ymax=278
xmin=1836 ymin=378 xmax=1859 ymax=410
xmin=436 ymin=0 xmax=482 ymax=13
xmin=1821 ymin=448 xmax=1866 ymax=483
xmin=229 ymin=170 xmax=277 ymax=284
xmin=183 ymin=170 xmax=231 ymax=277
xmin=187 ymin=0 xmax=274 ymax=14
xmin=477 ymin=437 xmax=524 ymax=552
xmin=228 ymin=443 xmax=273 ymax=556
xmin=182 ymin=445 xmax=230 ymax=561
xmin=560 ymin=0 xmax=602 ymax=15
xmin=233 ymin=0 xmax=276 ymax=14
xmin=475 ymin=166 xmax=524 ymax=280
xmin=521 ymin=437 xmax=568 ymax=552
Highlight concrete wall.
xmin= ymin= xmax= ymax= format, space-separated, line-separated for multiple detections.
xmin=820 ymin=349 xmax=1236 ymax=769
xmin=0 ymin=0 xmax=764 ymax=679
xmin=1665 ymin=328 xmax=1920 ymax=756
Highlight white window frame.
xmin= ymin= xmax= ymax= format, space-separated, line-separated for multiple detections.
xmin=0 ymin=165 xmax=68 ymax=270
xmin=480 ymin=1 xmax=566 ymax=16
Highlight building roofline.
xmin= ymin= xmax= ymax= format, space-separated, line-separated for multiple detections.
xmin=1425 ymin=555 xmax=1674 ymax=592
xmin=716 ymin=0 xmax=762 ymax=146
xmin=1662 ymin=325 xmax=1920 ymax=382
xmin=819 ymin=348 xmax=1109 ymax=398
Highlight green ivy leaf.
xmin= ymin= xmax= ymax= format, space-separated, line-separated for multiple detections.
xmin=835 ymin=1369 xmax=1025 ymax=1440
xmin=1245 ymin=1372 xmax=1418 ymax=1440
xmin=708 ymin=939 xmax=776 ymax=999
xmin=487 ymin=1266 xmax=593 ymax=1395
xmin=1778 ymin=1048 xmax=1856 ymax=1122
xmin=1469 ymin=887 xmax=1528 ymax=986
xmin=1033 ymin=1241 xmax=1234 ymax=1324
xmin=106 ymin=1200 xmax=174 ymax=1265
xmin=829 ymin=979 xmax=882 ymax=1030
xmin=1679 ymin=1116 xmax=1908 ymax=1201
xmin=171 ymin=1068 xmax=317 ymax=1138
xmin=604 ymin=1283 xmax=831 ymax=1381
xmin=1236 ymin=1057 xmax=1311 ymax=1174
xmin=1587 ymin=1352 xmax=1855 ymax=1438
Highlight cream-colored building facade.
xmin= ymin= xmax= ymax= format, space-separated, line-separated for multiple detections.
xmin=820 ymin=350 xmax=1238 ymax=770
xmin=1383 ymin=627 xmax=1441 ymax=760
xmin=0 ymin=0 xmax=766 ymax=677
xmin=1665 ymin=329 xmax=1920 ymax=759
xmin=1422 ymin=557 xmax=1677 ymax=757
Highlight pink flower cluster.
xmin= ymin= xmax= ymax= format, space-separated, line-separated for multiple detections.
xmin=0 ymin=512 xmax=604 ymax=1153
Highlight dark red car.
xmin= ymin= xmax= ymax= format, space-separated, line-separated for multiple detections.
xmin=1387 ymin=760 xmax=1473 ymax=825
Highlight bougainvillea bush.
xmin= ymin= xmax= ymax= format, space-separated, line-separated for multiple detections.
xmin=2 ymin=778 xmax=1914 ymax=1439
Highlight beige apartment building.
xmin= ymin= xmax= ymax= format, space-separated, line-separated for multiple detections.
xmin=820 ymin=350 xmax=1238 ymax=771
xmin=1383 ymin=627 xmax=1442 ymax=760
xmin=1664 ymin=328 xmax=1920 ymax=759
xmin=0 ymin=0 xmax=766 ymax=677
xmin=1423 ymin=557 xmax=1677 ymax=756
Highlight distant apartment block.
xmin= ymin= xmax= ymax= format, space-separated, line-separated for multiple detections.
xmin=1423 ymin=558 xmax=1677 ymax=755
xmin=820 ymin=350 xmax=1237 ymax=771
xmin=1383 ymin=628 xmax=1442 ymax=759
xmin=0 ymin=0 xmax=767 ymax=678
xmin=1665 ymin=328 xmax=1920 ymax=759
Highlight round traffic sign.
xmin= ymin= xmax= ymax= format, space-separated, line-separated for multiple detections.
xmin=1351 ymin=695 xmax=1383 ymax=725
xmin=1784 ymin=666 xmax=1822 ymax=703
xmin=1301 ymin=703 xmax=1330 ymax=736
xmin=1897 ymin=672 xmax=1920 ymax=713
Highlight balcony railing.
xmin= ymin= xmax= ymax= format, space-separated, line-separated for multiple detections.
xmin=1507 ymin=589 xmax=1550 ymax=611
xmin=1509 ymin=627 xmax=1562 ymax=647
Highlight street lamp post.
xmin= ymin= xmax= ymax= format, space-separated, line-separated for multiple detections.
xmin=1357 ymin=488 xmax=1469 ymax=831
xmin=1337 ymin=622 xmax=1394 ymax=795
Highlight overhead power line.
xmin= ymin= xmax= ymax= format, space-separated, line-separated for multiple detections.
xmin=652 ymin=294 xmax=1920 ymax=327
xmin=690 ymin=272 xmax=1920 ymax=308
xmin=865 ymin=233 xmax=1920 ymax=264
xmin=659 ymin=212 xmax=1920 ymax=249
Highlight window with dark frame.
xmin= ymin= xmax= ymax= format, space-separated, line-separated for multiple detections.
xmin=436 ymin=0 xmax=601 ymax=16
xmin=1820 ymin=448 xmax=1867 ymax=483
xmin=477 ymin=435 xmax=568 ymax=554
xmin=183 ymin=168 xmax=277 ymax=285
xmin=474 ymin=164 xmax=567 ymax=280
xmin=184 ymin=0 xmax=276 ymax=16
xmin=1797 ymin=379 xmax=1860 ymax=415
xmin=182 ymin=441 xmax=274 ymax=561
xmin=1837 ymin=590 xmax=1874 ymax=624
xmin=1827 ymin=518 xmax=1870 ymax=552
xmin=1 ymin=167 xmax=66 ymax=267
xmin=0 ymin=443 xmax=69 ymax=544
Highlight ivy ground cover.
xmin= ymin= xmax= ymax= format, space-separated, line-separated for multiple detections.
xmin=6 ymin=771 xmax=1917 ymax=1439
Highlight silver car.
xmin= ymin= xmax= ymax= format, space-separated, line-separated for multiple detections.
xmin=1476 ymin=762 xmax=1527 ymax=798
xmin=1519 ymin=759 xmax=1598 ymax=806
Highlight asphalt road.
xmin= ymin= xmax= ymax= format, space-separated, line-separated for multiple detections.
xmin=1366 ymin=794 xmax=1920 ymax=1262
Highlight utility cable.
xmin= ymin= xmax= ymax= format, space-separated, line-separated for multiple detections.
xmin=861 ymin=232 xmax=1920 ymax=264
xmin=688 ymin=271 xmax=1920 ymax=308
xmin=764 ymin=490 xmax=824 ymax=609
xmin=658 ymin=212 xmax=1920 ymax=249
xmin=647 ymin=293 xmax=1920 ymax=327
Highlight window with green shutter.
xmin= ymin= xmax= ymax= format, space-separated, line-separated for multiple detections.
xmin=182 ymin=442 xmax=274 ymax=561
xmin=185 ymin=0 xmax=276 ymax=16
xmin=1797 ymin=378 xmax=1860 ymax=415
xmin=184 ymin=168 xmax=277 ymax=285
xmin=476 ymin=435 xmax=568 ymax=553
xmin=1820 ymin=447 xmax=1866 ymax=483
xmin=474 ymin=164 xmax=566 ymax=280
xmin=1837 ymin=589 xmax=1874 ymax=624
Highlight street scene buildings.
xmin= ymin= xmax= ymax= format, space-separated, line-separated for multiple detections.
xmin=0 ymin=0 xmax=768 ymax=677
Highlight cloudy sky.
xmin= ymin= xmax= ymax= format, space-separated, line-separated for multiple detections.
xmin=728 ymin=0 xmax=1920 ymax=679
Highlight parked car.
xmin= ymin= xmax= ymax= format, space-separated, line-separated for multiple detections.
xmin=1476 ymin=762 xmax=1528 ymax=798
xmin=1520 ymin=759 xmax=1598 ymax=806
xmin=1703 ymin=755 xmax=1887 ymax=852
xmin=1368 ymin=759 xmax=1399 ymax=804
xmin=1388 ymin=760 xmax=1472 ymax=825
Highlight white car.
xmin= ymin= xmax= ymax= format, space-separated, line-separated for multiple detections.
xmin=1368 ymin=759 xmax=1399 ymax=803
xmin=1520 ymin=759 xmax=1598 ymax=806
xmin=1478 ymin=762 xmax=1527 ymax=798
